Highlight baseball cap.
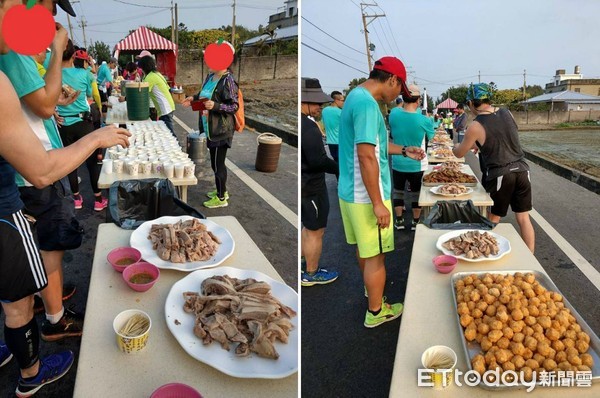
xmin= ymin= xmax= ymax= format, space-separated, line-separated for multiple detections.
xmin=466 ymin=83 xmax=493 ymax=101
xmin=373 ymin=56 xmax=411 ymax=96
xmin=301 ymin=77 xmax=332 ymax=104
xmin=57 ymin=0 xmax=76 ymax=17
xmin=136 ymin=50 xmax=152 ymax=59
xmin=73 ymin=50 xmax=89 ymax=60
xmin=407 ymin=84 xmax=420 ymax=97
xmin=109 ymin=57 xmax=118 ymax=64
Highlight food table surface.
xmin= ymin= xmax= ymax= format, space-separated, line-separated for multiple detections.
xmin=427 ymin=147 xmax=465 ymax=164
xmin=389 ymin=224 xmax=599 ymax=397
xmin=419 ymin=164 xmax=493 ymax=209
xmin=73 ymin=216 xmax=297 ymax=398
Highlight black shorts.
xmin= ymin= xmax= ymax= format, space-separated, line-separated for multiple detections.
xmin=19 ymin=178 xmax=83 ymax=251
xmin=392 ymin=170 xmax=424 ymax=192
xmin=0 ymin=211 xmax=48 ymax=302
xmin=301 ymin=190 xmax=330 ymax=231
xmin=484 ymin=171 xmax=532 ymax=217
xmin=58 ymin=119 xmax=94 ymax=146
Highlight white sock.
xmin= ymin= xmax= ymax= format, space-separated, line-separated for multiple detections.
xmin=46 ymin=307 xmax=65 ymax=324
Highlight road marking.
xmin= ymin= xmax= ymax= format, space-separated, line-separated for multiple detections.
xmin=173 ymin=115 xmax=298 ymax=229
xmin=530 ymin=208 xmax=600 ymax=291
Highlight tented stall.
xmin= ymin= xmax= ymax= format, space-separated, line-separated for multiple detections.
xmin=436 ymin=97 xmax=458 ymax=111
xmin=114 ymin=26 xmax=178 ymax=86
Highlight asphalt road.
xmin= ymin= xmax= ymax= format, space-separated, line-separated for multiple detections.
xmin=301 ymin=148 xmax=600 ymax=398
xmin=0 ymin=105 xmax=298 ymax=397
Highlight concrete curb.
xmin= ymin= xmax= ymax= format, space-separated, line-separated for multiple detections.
xmin=524 ymin=150 xmax=600 ymax=194
xmin=245 ymin=115 xmax=297 ymax=147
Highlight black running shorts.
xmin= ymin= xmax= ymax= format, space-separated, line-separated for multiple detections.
xmin=301 ymin=190 xmax=330 ymax=231
xmin=484 ymin=170 xmax=532 ymax=217
xmin=0 ymin=211 xmax=48 ymax=303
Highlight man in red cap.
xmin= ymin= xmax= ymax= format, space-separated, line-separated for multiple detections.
xmin=338 ymin=57 xmax=425 ymax=328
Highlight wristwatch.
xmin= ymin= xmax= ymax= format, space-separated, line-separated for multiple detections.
xmin=402 ymin=146 xmax=407 ymax=157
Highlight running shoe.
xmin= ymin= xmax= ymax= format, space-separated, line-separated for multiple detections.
xmin=0 ymin=343 xmax=12 ymax=368
xmin=364 ymin=297 xmax=404 ymax=328
xmin=15 ymin=351 xmax=74 ymax=397
xmin=301 ymin=268 xmax=339 ymax=286
xmin=394 ymin=216 xmax=405 ymax=230
xmin=411 ymin=219 xmax=421 ymax=231
xmin=40 ymin=308 xmax=84 ymax=342
xmin=203 ymin=196 xmax=228 ymax=208
xmin=73 ymin=195 xmax=83 ymax=210
xmin=93 ymin=197 xmax=108 ymax=211
xmin=206 ymin=190 xmax=229 ymax=200
xmin=33 ymin=284 xmax=77 ymax=314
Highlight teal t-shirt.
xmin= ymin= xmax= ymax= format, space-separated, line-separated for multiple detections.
xmin=338 ymin=87 xmax=391 ymax=204
xmin=0 ymin=51 xmax=64 ymax=186
xmin=200 ymin=77 xmax=218 ymax=136
xmin=57 ymin=67 xmax=94 ymax=126
xmin=321 ymin=106 xmax=342 ymax=145
xmin=97 ymin=62 xmax=112 ymax=87
xmin=389 ymin=107 xmax=435 ymax=173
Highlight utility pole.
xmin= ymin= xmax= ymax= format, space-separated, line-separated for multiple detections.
xmin=231 ymin=0 xmax=237 ymax=48
xmin=523 ymin=69 xmax=527 ymax=101
xmin=360 ymin=3 xmax=385 ymax=71
xmin=67 ymin=0 xmax=79 ymax=40
xmin=79 ymin=16 xmax=88 ymax=48
xmin=170 ymin=0 xmax=175 ymax=43
xmin=175 ymin=3 xmax=179 ymax=48
xmin=478 ymin=70 xmax=481 ymax=83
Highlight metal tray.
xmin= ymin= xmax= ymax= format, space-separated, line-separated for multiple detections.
xmin=451 ymin=270 xmax=600 ymax=390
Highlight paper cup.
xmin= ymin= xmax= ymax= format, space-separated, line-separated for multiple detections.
xmin=102 ymin=159 xmax=113 ymax=175
xmin=183 ymin=162 xmax=196 ymax=178
xmin=163 ymin=162 xmax=174 ymax=178
xmin=421 ymin=346 xmax=457 ymax=389
xmin=126 ymin=161 xmax=139 ymax=176
xmin=141 ymin=161 xmax=152 ymax=175
xmin=113 ymin=159 xmax=124 ymax=174
xmin=113 ymin=309 xmax=151 ymax=354
xmin=174 ymin=163 xmax=185 ymax=178
xmin=152 ymin=160 xmax=162 ymax=174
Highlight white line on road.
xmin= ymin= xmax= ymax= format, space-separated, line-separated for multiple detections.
xmin=531 ymin=208 xmax=600 ymax=291
xmin=173 ymin=115 xmax=298 ymax=229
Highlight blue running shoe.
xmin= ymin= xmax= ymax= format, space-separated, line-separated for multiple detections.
xmin=16 ymin=351 xmax=74 ymax=398
xmin=301 ymin=268 xmax=339 ymax=286
xmin=0 ymin=343 xmax=12 ymax=368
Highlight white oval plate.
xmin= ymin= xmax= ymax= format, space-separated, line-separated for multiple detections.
xmin=165 ymin=267 xmax=298 ymax=379
xmin=430 ymin=185 xmax=474 ymax=197
xmin=436 ymin=229 xmax=511 ymax=263
xmin=130 ymin=216 xmax=234 ymax=272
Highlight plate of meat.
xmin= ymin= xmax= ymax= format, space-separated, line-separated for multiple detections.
xmin=430 ymin=184 xmax=473 ymax=197
xmin=436 ymin=230 xmax=511 ymax=262
xmin=165 ymin=267 xmax=298 ymax=378
xmin=130 ymin=216 xmax=234 ymax=271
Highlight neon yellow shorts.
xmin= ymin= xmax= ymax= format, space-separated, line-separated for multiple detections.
xmin=339 ymin=199 xmax=394 ymax=258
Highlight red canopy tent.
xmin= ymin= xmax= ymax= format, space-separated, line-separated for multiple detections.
xmin=436 ymin=98 xmax=458 ymax=110
xmin=113 ymin=26 xmax=178 ymax=86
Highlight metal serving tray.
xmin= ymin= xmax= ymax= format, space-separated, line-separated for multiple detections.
xmin=450 ymin=270 xmax=600 ymax=390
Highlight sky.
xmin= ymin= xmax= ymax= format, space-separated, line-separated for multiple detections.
xmin=53 ymin=0 xmax=286 ymax=49
xmin=301 ymin=0 xmax=600 ymax=101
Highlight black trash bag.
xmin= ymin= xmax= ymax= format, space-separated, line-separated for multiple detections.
xmin=108 ymin=179 xmax=204 ymax=229
xmin=423 ymin=200 xmax=496 ymax=230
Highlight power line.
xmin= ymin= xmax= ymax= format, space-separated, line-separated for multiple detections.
xmin=375 ymin=18 xmax=394 ymax=55
xmin=86 ymin=9 xmax=168 ymax=27
xmin=304 ymin=34 xmax=365 ymax=65
xmin=302 ymin=16 xmax=365 ymax=56
xmin=302 ymin=43 xmax=368 ymax=75
xmin=110 ymin=0 xmax=170 ymax=9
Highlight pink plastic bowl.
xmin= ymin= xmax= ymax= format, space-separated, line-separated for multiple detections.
xmin=150 ymin=383 xmax=202 ymax=398
xmin=107 ymin=247 xmax=142 ymax=272
xmin=122 ymin=261 xmax=160 ymax=292
xmin=433 ymin=255 xmax=458 ymax=274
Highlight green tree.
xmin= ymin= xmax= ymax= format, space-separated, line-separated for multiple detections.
xmin=494 ymin=89 xmax=523 ymax=105
xmin=439 ymin=85 xmax=469 ymax=106
xmin=189 ymin=29 xmax=230 ymax=51
xmin=525 ymin=84 xmax=544 ymax=98
xmin=88 ymin=41 xmax=111 ymax=64
xmin=344 ymin=77 xmax=367 ymax=95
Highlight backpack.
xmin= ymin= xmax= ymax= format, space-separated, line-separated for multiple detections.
xmin=234 ymin=87 xmax=245 ymax=132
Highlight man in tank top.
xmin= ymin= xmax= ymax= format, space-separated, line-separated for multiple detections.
xmin=452 ymin=83 xmax=535 ymax=252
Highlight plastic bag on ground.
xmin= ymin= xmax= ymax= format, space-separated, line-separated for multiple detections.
xmin=423 ymin=200 xmax=496 ymax=230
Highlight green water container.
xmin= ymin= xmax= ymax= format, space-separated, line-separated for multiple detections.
xmin=125 ymin=82 xmax=150 ymax=121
